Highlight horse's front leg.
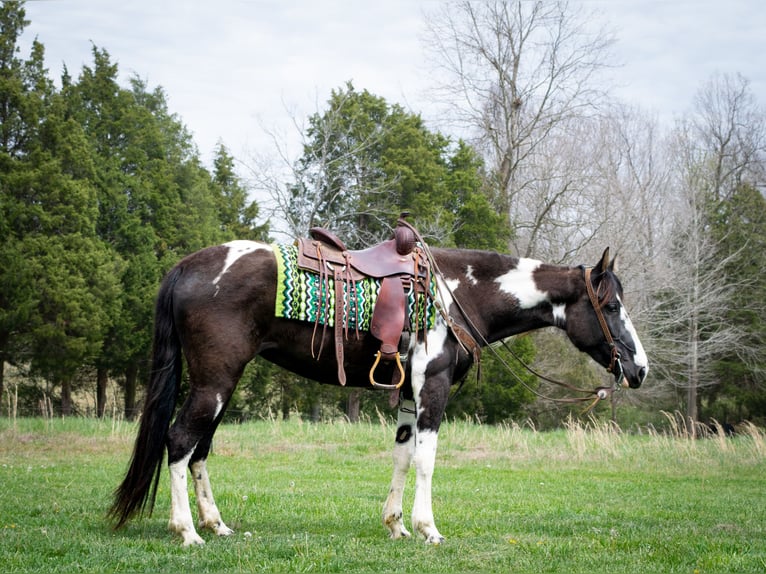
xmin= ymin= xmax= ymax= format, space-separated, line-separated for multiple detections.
xmin=409 ymin=344 xmax=452 ymax=543
xmin=410 ymin=385 xmax=447 ymax=545
xmin=382 ymin=399 xmax=416 ymax=539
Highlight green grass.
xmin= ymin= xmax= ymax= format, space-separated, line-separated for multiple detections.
xmin=1 ymin=416 xmax=765 ymax=573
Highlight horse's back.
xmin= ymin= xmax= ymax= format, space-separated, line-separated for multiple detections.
xmin=170 ymin=241 xmax=278 ymax=345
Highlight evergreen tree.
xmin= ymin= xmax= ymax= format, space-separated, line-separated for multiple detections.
xmin=68 ymin=48 xmax=227 ymax=416
xmin=708 ymin=183 xmax=766 ymax=423
xmin=1 ymin=3 xmax=121 ymax=412
xmin=212 ymin=143 xmax=268 ymax=241
xmin=268 ymin=83 xmax=532 ymax=421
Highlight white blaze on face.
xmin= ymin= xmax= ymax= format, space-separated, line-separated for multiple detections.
xmin=212 ymin=241 xmax=272 ymax=295
xmin=494 ymin=258 xmax=548 ymax=308
xmin=618 ymin=295 xmax=649 ymax=372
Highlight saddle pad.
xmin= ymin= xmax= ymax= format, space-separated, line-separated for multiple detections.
xmin=273 ymin=243 xmax=436 ymax=331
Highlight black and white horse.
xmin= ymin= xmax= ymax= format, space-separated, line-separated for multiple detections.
xmin=109 ymin=240 xmax=648 ymax=545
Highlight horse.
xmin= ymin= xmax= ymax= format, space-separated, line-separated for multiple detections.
xmin=108 ymin=238 xmax=648 ymax=546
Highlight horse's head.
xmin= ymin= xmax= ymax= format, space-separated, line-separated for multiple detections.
xmin=565 ymin=248 xmax=648 ymax=389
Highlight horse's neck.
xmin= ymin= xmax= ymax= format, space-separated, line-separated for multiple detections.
xmin=434 ymin=249 xmax=580 ymax=345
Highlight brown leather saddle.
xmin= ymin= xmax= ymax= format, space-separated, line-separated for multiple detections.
xmin=295 ymin=216 xmax=432 ymax=389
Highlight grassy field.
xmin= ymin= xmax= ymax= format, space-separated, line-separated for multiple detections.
xmin=1 ymin=415 xmax=764 ymax=573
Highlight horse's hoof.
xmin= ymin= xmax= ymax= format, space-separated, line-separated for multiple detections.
xmin=389 ymin=527 xmax=412 ymax=540
xmin=181 ymin=533 xmax=206 ymax=547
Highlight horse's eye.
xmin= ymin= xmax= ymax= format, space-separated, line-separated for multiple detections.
xmin=605 ymin=303 xmax=619 ymax=313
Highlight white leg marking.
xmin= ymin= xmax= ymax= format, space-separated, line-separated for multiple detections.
xmin=191 ymin=459 xmax=234 ymax=537
xmin=168 ymin=450 xmax=205 ymax=546
xmin=408 ymin=321 xmax=449 ymax=544
xmin=382 ymin=400 xmax=415 ymax=539
xmin=411 ymin=430 xmax=443 ymax=544
xmin=212 ymin=241 xmax=272 ymax=295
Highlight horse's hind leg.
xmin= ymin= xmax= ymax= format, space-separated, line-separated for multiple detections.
xmin=189 ymin=429 xmax=234 ymax=537
xmin=166 ymin=360 xmax=244 ymax=545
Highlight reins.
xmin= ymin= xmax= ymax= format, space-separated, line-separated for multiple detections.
xmin=397 ymin=218 xmax=625 ymax=415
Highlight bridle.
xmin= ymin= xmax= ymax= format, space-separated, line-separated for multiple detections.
xmin=583 ymin=266 xmax=625 ymax=388
xmin=447 ymin=264 xmax=629 ymax=414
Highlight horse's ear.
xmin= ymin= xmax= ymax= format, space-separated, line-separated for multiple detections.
xmin=609 ymin=252 xmax=618 ymax=273
xmin=594 ymin=247 xmax=610 ymax=274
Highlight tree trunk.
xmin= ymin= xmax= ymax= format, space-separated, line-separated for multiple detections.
xmin=96 ymin=367 xmax=108 ymax=418
xmin=686 ymin=308 xmax=700 ymax=437
xmin=0 ymin=359 xmax=4 ymax=406
xmin=61 ymin=379 xmax=73 ymax=416
xmin=124 ymin=362 xmax=138 ymax=420
xmin=281 ymin=381 xmax=290 ymax=421
xmin=346 ymin=389 xmax=361 ymax=423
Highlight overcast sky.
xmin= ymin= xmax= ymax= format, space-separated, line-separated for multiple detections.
xmin=19 ymin=0 xmax=766 ymax=167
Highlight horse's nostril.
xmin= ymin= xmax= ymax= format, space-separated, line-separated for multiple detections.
xmin=638 ymin=367 xmax=647 ymax=382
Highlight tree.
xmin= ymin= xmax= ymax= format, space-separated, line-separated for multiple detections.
xmin=708 ymin=183 xmax=766 ymax=423
xmin=425 ymin=0 xmax=615 ymax=261
xmin=67 ymin=49 xmax=229 ymax=417
xmin=251 ymin=83 xmax=523 ymax=421
xmin=649 ymin=74 xmax=766 ymax=429
xmin=1 ymin=2 xmax=122 ymax=413
xmin=211 ymin=143 xmax=268 ymax=241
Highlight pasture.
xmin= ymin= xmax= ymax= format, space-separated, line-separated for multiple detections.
xmin=1 ymin=415 xmax=764 ymax=573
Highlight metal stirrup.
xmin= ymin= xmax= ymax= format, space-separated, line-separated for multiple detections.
xmin=369 ymin=351 xmax=406 ymax=390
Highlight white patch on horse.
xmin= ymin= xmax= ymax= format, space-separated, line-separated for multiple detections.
xmin=552 ymin=303 xmax=567 ymax=327
xmin=213 ymin=393 xmax=224 ymax=419
xmin=465 ymin=265 xmax=478 ymax=285
xmin=409 ymin=320 xmax=450 ymax=410
xmin=618 ymin=295 xmax=649 ymax=372
xmin=212 ymin=241 xmax=271 ymax=296
xmin=495 ymin=258 xmax=548 ymax=308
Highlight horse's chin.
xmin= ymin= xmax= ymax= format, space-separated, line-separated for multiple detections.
xmin=624 ymin=371 xmax=645 ymax=389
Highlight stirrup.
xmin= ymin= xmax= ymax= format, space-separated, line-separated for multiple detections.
xmin=369 ymin=351 xmax=406 ymax=390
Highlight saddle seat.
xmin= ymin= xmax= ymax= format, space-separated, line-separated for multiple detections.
xmin=295 ymin=216 xmax=431 ymax=389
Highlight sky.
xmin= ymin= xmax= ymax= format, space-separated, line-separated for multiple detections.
xmin=18 ymin=0 xmax=766 ymax=169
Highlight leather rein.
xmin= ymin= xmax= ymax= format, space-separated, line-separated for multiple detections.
xmin=494 ymin=266 xmax=628 ymax=413
xmin=395 ymin=220 xmax=626 ymax=413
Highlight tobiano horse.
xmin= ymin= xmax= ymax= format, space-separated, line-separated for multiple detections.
xmin=109 ymin=237 xmax=648 ymax=546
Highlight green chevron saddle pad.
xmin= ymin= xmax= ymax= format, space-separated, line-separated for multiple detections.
xmin=273 ymin=243 xmax=436 ymax=332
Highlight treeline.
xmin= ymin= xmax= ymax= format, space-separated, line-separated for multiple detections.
xmin=1 ymin=4 xmax=267 ymax=417
xmin=3 ymin=2 xmax=766 ymax=428
xmin=1 ymin=3 xmax=536 ymax=424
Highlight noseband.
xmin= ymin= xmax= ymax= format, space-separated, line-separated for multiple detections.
xmin=583 ymin=267 xmax=625 ymax=387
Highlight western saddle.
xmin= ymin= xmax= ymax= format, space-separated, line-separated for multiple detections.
xmin=295 ymin=215 xmax=432 ymax=390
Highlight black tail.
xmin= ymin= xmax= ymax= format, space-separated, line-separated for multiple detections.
xmin=108 ymin=267 xmax=183 ymax=529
